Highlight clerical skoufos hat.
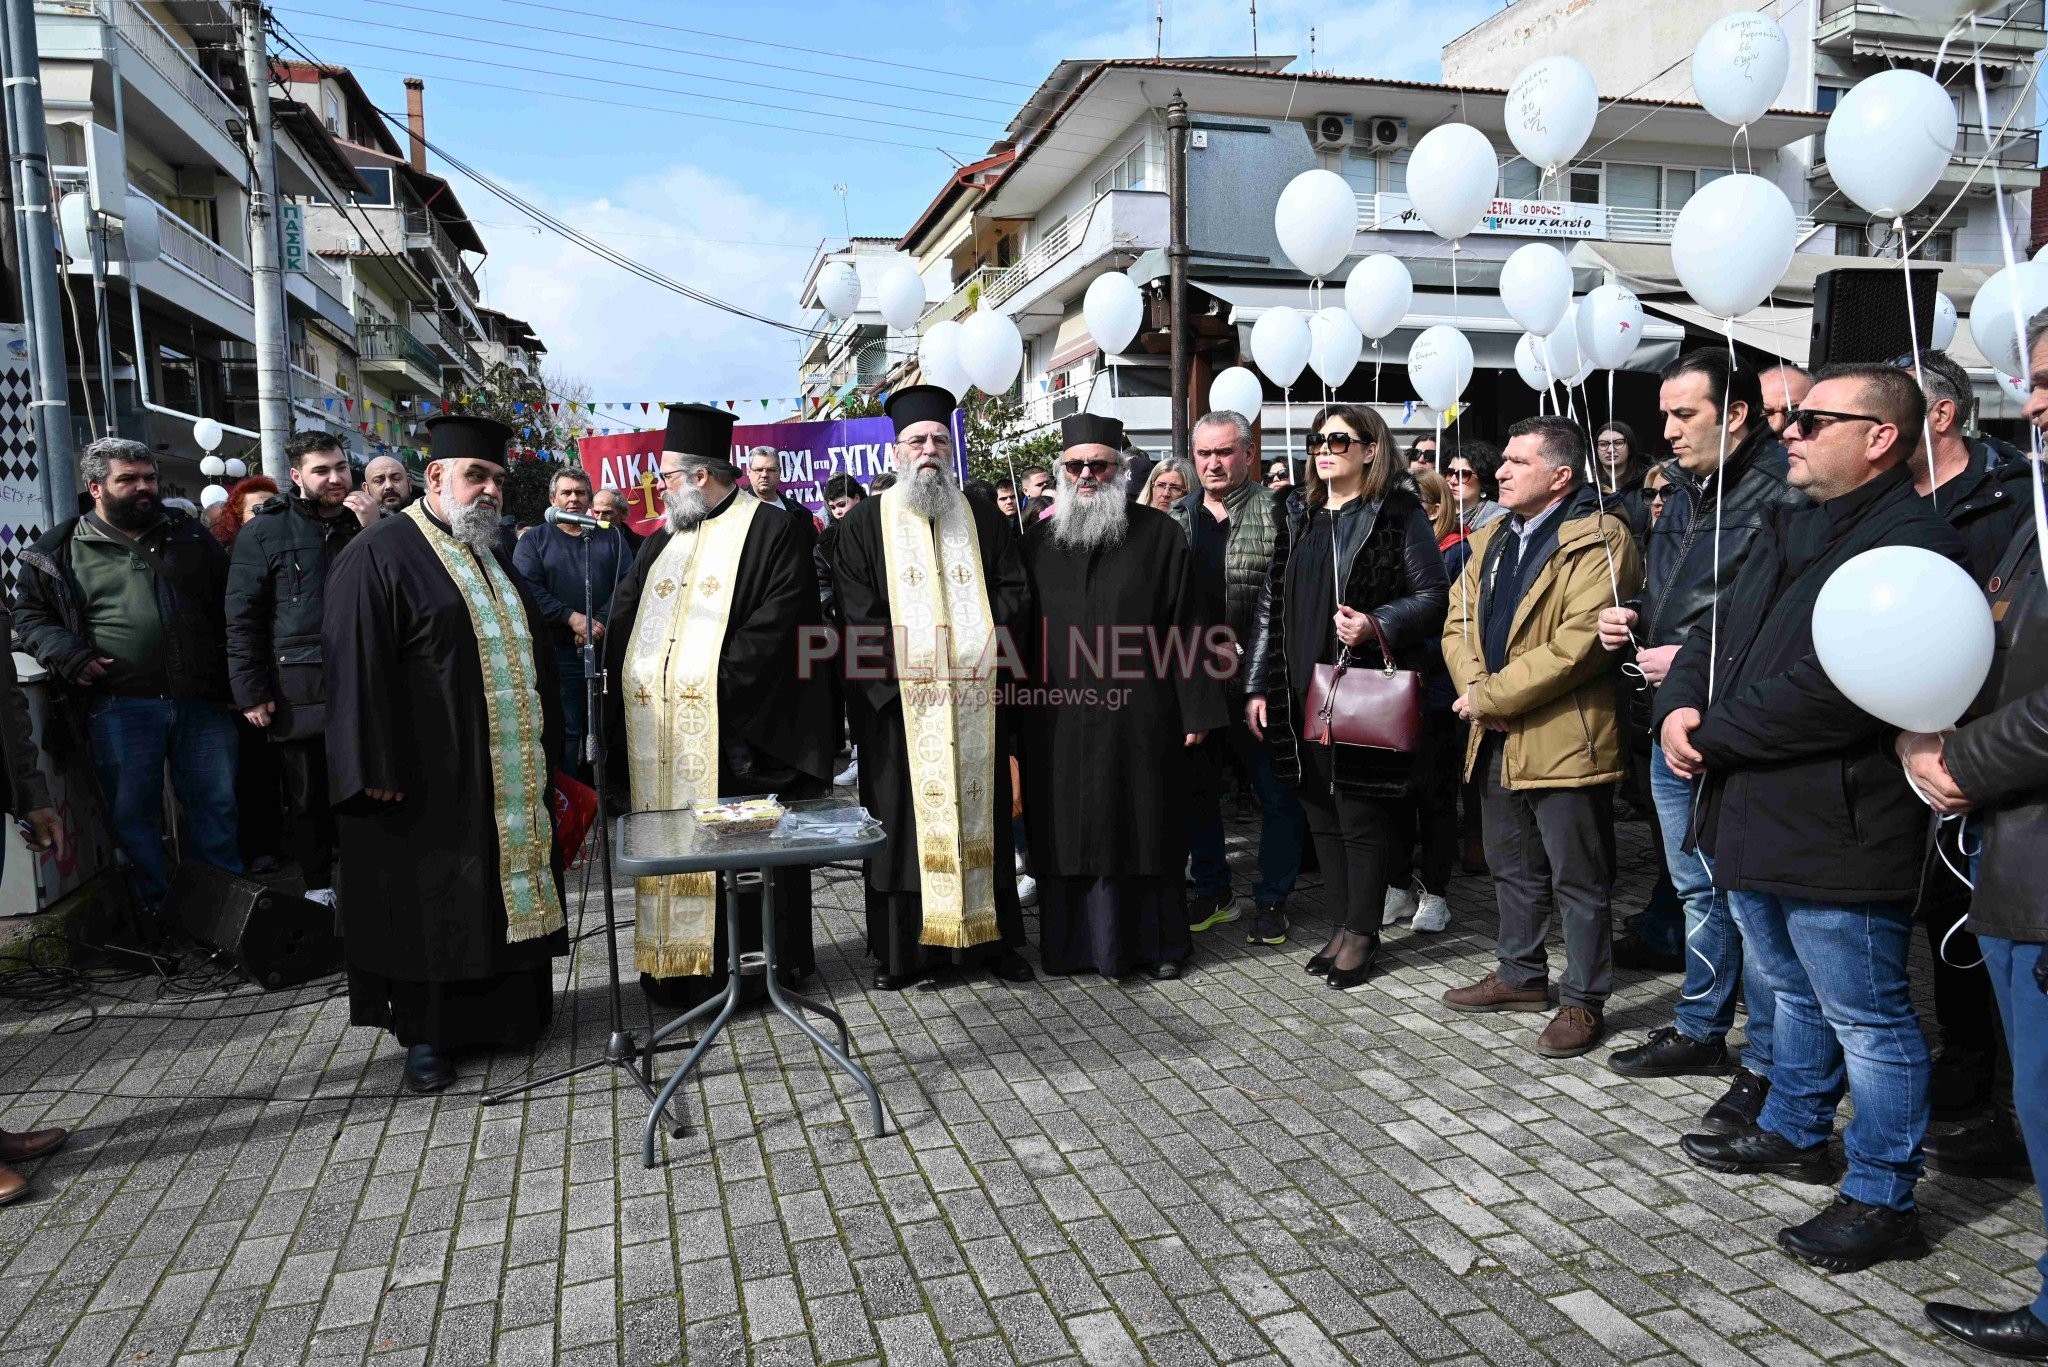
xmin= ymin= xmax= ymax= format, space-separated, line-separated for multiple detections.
xmin=1060 ymin=413 xmax=1125 ymax=451
xmin=424 ymin=414 xmax=513 ymax=465
xmin=663 ymin=403 xmax=738 ymax=460
xmin=885 ymin=385 xmax=956 ymax=436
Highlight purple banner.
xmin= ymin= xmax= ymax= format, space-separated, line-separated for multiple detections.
xmin=731 ymin=410 xmax=969 ymax=521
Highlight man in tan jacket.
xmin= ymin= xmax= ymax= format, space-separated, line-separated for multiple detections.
xmin=1441 ymin=417 xmax=1643 ymax=1058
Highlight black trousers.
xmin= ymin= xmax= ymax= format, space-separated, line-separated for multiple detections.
xmin=1295 ymin=744 xmax=1394 ymax=937
xmin=1385 ymin=709 xmax=1459 ymax=896
xmin=276 ymin=737 xmax=337 ymax=890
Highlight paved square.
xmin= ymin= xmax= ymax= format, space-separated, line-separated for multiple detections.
xmin=1 ymin=817 xmax=2038 ymax=1364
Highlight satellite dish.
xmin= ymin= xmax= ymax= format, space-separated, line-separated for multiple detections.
xmin=57 ymin=192 xmax=92 ymax=263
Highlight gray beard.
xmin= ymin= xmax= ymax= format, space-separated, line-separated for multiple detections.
xmin=665 ymin=481 xmax=710 ymax=535
xmin=446 ymin=495 xmax=500 ymax=554
xmin=1051 ymin=470 xmax=1131 ymax=551
xmin=901 ymin=462 xmax=957 ymax=521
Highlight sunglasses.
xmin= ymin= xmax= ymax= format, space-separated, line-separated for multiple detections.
xmin=1782 ymin=406 xmax=1883 ymax=436
xmin=1647 ymin=485 xmax=1671 ymax=503
xmin=1307 ymin=431 xmax=1367 ymax=453
xmin=1061 ymin=458 xmax=1116 ymax=478
xmin=1266 ymin=471 xmax=1291 ymax=485
xmin=1444 ymin=467 xmax=1478 ymax=482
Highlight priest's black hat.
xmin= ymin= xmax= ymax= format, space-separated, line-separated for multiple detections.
xmin=1060 ymin=413 xmax=1125 ymax=451
xmin=663 ymin=403 xmax=738 ymax=460
xmin=885 ymin=385 xmax=956 ymax=435
xmin=424 ymin=413 xmax=513 ymax=465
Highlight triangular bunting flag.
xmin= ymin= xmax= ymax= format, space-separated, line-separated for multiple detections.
xmin=640 ymin=402 xmax=649 ymax=414
xmin=726 ymin=400 xmax=735 ymax=410
xmin=323 ymin=398 xmax=334 ymax=411
xmin=551 ymin=403 xmax=561 ymax=415
xmin=344 ymin=398 xmax=354 ymax=413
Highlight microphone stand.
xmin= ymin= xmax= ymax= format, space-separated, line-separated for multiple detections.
xmin=483 ymin=518 xmax=676 ymax=1133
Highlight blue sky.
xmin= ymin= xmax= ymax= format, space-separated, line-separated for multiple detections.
xmin=272 ymin=0 xmax=1495 ymax=401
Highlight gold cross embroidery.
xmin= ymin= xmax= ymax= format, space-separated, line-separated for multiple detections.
xmin=903 ymin=565 xmax=927 ymax=587
xmin=653 ymin=578 xmax=677 ymax=600
xmin=677 ymin=686 xmax=706 ymax=705
xmin=699 ymin=575 xmax=722 ymax=597
xmin=964 ymin=779 xmax=983 ymax=804
xmin=634 ymin=684 xmax=653 ymax=705
xmin=948 ymin=563 xmax=973 ymax=585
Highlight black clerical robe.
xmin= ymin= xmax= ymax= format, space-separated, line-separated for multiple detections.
xmin=1019 ymin=505 xmax=1230 ymax=974
xmin=604 ymin=490 xmax=834 ymax=1008
xmin=323 ymin=508 xmax=567 ymax=1049
xmin=831 ymin=491 xmax=1032 ymax=976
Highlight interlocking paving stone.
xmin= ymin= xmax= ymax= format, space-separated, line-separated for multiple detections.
xmin=0 ymin=816 xmax=2038 ymax=1363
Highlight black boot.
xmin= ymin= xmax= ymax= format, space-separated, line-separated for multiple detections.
xmin=1697 ymin=1069 xmax=1770 ymax=1136
xmin=987 ymin=949 xmax=1035 ymax=984
xmin=1607 ymin=1026 xmax=1732 ymax=1079
xmin=1925 ymin=1303 xmax=2048 ymax=1361
xmin=404 ymin=1044 xmax=454 ymax=1093
xmin=1679 ymin=1125 xmax=1835 ymax=1185
xmin=1926 ymin=1111 xmax=2033 ymax=1181
xmin=1777 ymin=1195 xmax=1926 ymax=1273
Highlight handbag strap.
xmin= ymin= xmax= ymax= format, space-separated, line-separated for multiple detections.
xmin=1329 ymin=510 xmax=1399 ymax=678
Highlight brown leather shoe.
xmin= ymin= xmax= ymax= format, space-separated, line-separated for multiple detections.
xmin=1536 ymin=1005 xmax=1606 ymax=1058
xmin=0 ymin=1162 xmax=25 ymax=1207
xmin=1442 ymin=971 xmax=1550 ymax=1013
xmin=0 ymin=1128 xmax=68 ymax=1163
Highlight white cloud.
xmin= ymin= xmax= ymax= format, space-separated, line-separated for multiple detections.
xmin=457 ymin=163 xmax=825 ymax=405
xmin=1033 ymin=0 xmax=1498 ymax=83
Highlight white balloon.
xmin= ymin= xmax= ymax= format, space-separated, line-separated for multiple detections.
xmin=1995 ymin=370 xmax=2029 ymax=402
xmin=223 ymin=457 xmax=248 ymax=479
xmin=958 ymin=308 xmax=1023 ymax=394
xmin=1514 ymin=333 xmax=1551 ymax=392
xmin=1671 ymin=173 xmax=1795 ymax=317
xmin=1813 ymin=546 xmax=1995 ymax=732
xmin=815 ymin=259 xmax=861 ymax=319
xmin=917 ymin=319 xmax=972 ymax=397
xmin=1825 ymin=70 xmax=1957 ymax=220
xmin=1308 ymin=308 xmax=1363 ymax=388
xmin=1970 ymin=262 xmax=2048 ymax=378
xmin=1408 ymin=325 xmax=1474 ymax=411
xmin=1249 ymin=306 xmax=1312 ymax=388
xmin=1499 ymin=243 xmax=1573 ymax=337
xmin=1274 ymin=168 xmax=1358 ymax=280
xmin=875 ymin=262 xmax=927 ymax=331
xmin=1545 ymin=302 xmax=1585 ymax=382
xmin=1504 ymin=56 xmax=1599 ymax=173
xmin=1578 ymin=283 xmax=1647 ymax=370
xmin=1568 ymin=358 xmax=1596 ymax=388
xmin=1343 ymin=254 xmax=1412 ymax=340
xmin=1209 ymin=366 xmax=1265 ymax=422
xmin=1405 ymin=123 xmax=1499 ymax=242
xmin=2034 ymin=242 xmax=2048 ymax=264
xmin=1691 ymin=12 xmax=1791 ymax=128
xmin=1083 ymin=272 xmax=1145 ymax=355
xmin=199 ymin=454 xmax=226 ymax=478
xmin=193 ymin=417 xmax=224 ymax=452
xmin=200 ymin=484 xmax=228 ymax=508
xmin=1931 ymin=291 xmax=1958 ymax=350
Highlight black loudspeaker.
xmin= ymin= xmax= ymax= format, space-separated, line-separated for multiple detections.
xmin=1810 ymin=266 xmax=1943 ymax=369
xmin=166 ymin=861 xmax=343 ymax=990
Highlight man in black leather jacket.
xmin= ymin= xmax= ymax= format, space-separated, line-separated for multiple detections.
xmin=1901 ymin=317 xmax=2048 ymax=1360
xmin=1601 ymin=351 xmax=1808 ymax=1139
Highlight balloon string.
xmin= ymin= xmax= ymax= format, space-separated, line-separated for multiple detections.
xmin=1581 ymin=373 xmax=1625 ymax=612
xmin=1707 ymin=316 xmax=1735 ymax=706
xmin=1895 ymin=216 xmax=1940 ymax=517
xmin=1451 ymin=240 xmax=1464 ymax=471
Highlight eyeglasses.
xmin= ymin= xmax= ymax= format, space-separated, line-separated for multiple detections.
xmin=1307 ymin=431 xmax=1366 ymax=453
xmin=1595 ymin=439 xmax=1627 ymax=451
xmin=1782 ymin=406 xmax=1883 ymax=436
xmin=1444 ymin=467 xmax=1478 ymax=482
xmin=901 ymin=433 xmax=952 ymax=450
xmin=658 ymin=466 xmax=689 ymax=483
xmin=1060 ymin=458 xmax=1116 ymax=478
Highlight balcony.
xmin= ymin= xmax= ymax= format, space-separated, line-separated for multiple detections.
xmin=285 ymin=249 xmax=354 ymax=336
xmin=357 ymin=321 xmax=442 ymax=392
xmin=1817 ymin=0 xmax=2043 ymax=64
xmin=1812 ymin=127 xmax=2043 ymax=194
xmin=919 ymin=265 xmax=1007 ymax=334
xmin=130 ymin=185 xmax=254 ymax=308
xmin=986 ymin=190 xmax=1170 ymax=326
xmin=1359 ymin=193 xmax=1819 ymax=246
xmin=403 ymin=208 xmax=482 ymax=305
xmin=290 ymin=365 xmax=364 ymax=447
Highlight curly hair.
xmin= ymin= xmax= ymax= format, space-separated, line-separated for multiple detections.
xmin=212 ymin=475 xmax=279 ymax=547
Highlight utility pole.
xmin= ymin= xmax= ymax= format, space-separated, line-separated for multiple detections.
xmin=0 ymin=37 xmax=19 ymax=325
xmin=235 ymin=0 xmax=289 ymax=480
xmin=1166 ymin=90 xmax=1190 ymax=463
xmin=2 ymin=0 xmax=76 ymax=519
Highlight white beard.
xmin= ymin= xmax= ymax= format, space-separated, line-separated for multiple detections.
xmin=446 ymin=493 xmax=501 ymax=554
xmin=901 ymin=461 xmax=958 ymax=521
xmin=1051 ymin=468 xmax=1131 ymax=551
xmin=665 ymin=480 xmax=710 ymax=535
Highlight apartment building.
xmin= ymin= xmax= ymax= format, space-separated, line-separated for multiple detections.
xmin=796 ymin=236 xmax=921 ymax=408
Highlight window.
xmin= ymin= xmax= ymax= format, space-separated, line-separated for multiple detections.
xmin=351 ymin=166 xmax=393 ymax=207
xmin=1090 ymin=141 xmax=1151 ymax=198
xmin=1569 ymin=168 xmax=1601 ymax=204
xmin=1919 ymin=229 xmax=1955 ymax=262
xmin=159 ymin=345 xmax=200 ymax=412
xmin=1499 ymin=159 xmax=1541 ymax=200
xmin=1382 ymin=150 xmax=1409 ymax=195
xmin=1341 ymin=146 xmax=1378 ymax=197
xmin=1836 ymin=224 xmax=1871 ymax=257
xmin=1664 ymin=168 xmax=1697 ymax=211
xmin=1817 ymin=84 xmax=1849 ymax=114
xmin=1607 ymin=163 xmax=1661 ymax=211
xmin=324 ymin=92 xmax=342 ymax=133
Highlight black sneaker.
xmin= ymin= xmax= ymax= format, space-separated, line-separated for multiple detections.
xmin=1698 ymin=1069 xmax=1770 ymax=1136
xmin=1612 ymin=932 xmax=1684 ymax=973
xmin=1246 ymin=908 xmax=1290 ymax=946
xmin=1778 ymin=1195 xmax=1927 ymax=1273
xmin=1188 ymin=890 xmax=1241 ymax=933
xmin=1926 ymin=1113 xmax=2034 ymax=1181
xmin=1679 ymin=1125 xmax=1836 ymax=1185
xmin=1607 ymin=1026 xmax=1733 ymax=1079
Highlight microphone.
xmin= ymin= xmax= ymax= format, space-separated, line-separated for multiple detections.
xmin=544 ymin=506 xmax=604 ymax=529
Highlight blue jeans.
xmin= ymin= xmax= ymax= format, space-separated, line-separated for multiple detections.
xmin=1653 ymin=748 xmax=1774 ymax=1071
xmin=556 ymin=645 xmax=588 ymax=780
xmin=1732 ymin=889 xmax=1928 ymax=1210
xmin=1982 ymin=935 xmax=2048 ymax=1320
xmin=1189 ymin=717 xmax=1304 ymax=907
xmin=87 ymin=696 xmax=242 ymax=908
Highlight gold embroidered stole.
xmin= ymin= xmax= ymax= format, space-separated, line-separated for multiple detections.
xmin=878 ymin=485 xmax=998 ymax=948
xmin=404 ymin=504 xmax=563 ymax=943
xmin=622 ymin=494 xmax=761 ymax=977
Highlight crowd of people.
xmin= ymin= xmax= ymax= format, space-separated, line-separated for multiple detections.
xmin=0 ymin=326 xmax=2043 ymax=1360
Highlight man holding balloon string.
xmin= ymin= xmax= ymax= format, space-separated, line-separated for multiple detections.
xmin=1654 ymin=363 xmax=1968 ymax=1275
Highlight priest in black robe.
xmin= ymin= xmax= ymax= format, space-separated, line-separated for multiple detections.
xmin=324 ymin=415 xmax=568 ymax=1093
xmin=603 ymin=403 xmax=834 ymax=1012
xmin=832 ymin=386 xmax=1034 ymax=991
xmin=1020 ymin=415 xmax=1229 ymax=979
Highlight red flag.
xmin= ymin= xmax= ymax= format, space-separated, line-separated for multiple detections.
xmin=343 ymin=397 xmax=354 ymax=413
xmin=726 ymin=400 xmax=735 ymax=410
xmin=548 ymin=769 xmax=599 ymax=866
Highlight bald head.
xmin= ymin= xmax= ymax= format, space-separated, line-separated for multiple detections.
xmin=364 ymin=455 xmax=411 ymax=510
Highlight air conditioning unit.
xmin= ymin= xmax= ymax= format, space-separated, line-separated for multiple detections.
xmin=1310 ymin=113 xmax=1352 ymax=151
xmin=1363 ymin=116 xmax=1409 ymax=152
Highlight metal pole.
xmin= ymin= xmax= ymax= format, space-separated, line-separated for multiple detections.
xmin=235 ymin=0 xmax=290 ymax=480
xmin=0 ymin=22 xmax=19 ymax=325
xmin=87 ymin=210 xmax=116 ymax=436
xmin=2 ymin=0 xmax=76 ymax=518
xmin=1166 ymin=90 xmax=1190 ymax=463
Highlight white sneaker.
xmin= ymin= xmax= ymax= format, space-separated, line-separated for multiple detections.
xmin=1411 ymin=891 xmax=1450 ymax=933
xmin=1016 ymin=874 xmax=1038 ymax=908
xmin=1382 ymin=886 xmax=1416 ymax=925
xmin=305 ymin=887 xmax=337 ymax=909
xmin=833 ymin=749 xmax=859 ymax=787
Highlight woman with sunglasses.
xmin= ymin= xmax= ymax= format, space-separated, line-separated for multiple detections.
xmin=1243 ymin=404 xmax=1449 ymax=987
xmin=1265 ymin=460 xmax=1294 ymax=491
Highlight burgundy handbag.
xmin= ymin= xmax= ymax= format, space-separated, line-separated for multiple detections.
xmin=1299 ymin=519 xmax=1423 ymax=753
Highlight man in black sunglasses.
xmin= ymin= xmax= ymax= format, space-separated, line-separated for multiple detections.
xmin=1656 ymin=362 xmax=1968 ymax=1274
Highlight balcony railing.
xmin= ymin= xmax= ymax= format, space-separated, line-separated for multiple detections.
xmin=403 ymin=207 xmax=482 ymax=303
xmin=1820 ymin=0 xmax=2042 ymax=25
xmin=357 ymin=321 xmax=440 ymax=376
xmin=129 ymin=185 xmax=254 ymax=307
xmin=1952 ymin=127 xmax=2042 ymax=167
xmin=920 ymin=265 xmax=1005 ymax=332
xmin=289 ymin=364 xmax=352 ymax=416
xmin=103 ymin=0 xmax=241 ymax=141
xmin=1360 ymin=192 xmax=1816 ymax=245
